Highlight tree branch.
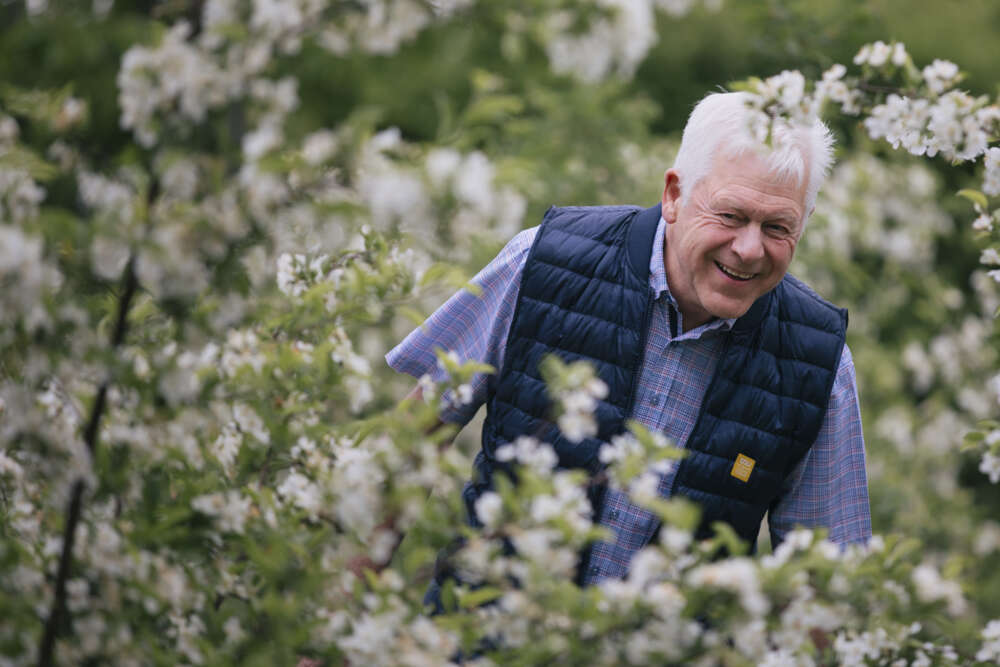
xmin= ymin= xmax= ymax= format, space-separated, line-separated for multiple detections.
xmin=37 ymin=255 xmax=139 ymax=667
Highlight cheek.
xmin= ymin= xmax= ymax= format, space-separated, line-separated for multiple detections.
xmin=768 ymin=240 xmax=797 ymax=266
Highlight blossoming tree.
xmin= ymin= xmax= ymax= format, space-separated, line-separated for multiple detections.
xmin=2 ymin=1 xmax=1000 ymax=665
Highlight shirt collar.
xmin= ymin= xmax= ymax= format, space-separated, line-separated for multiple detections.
xmin=650 ymin=216 xmax=737 ymax=333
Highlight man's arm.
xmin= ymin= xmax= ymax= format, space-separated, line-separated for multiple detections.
xmin=351 ymin=228 xmax=537 ymax=577
xmin=385 ymin=226 xmax=538 ymax=425
xmin=768 ymin=344 xmax=872 ymax=546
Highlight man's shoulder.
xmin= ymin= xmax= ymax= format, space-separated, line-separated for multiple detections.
xmin=540 ymin=204 xmax=644 ymax=230
xmin=543 ymin=203 xmax=644 ymax=217
xmin=537 ymin=204 xmax=661 ymax=281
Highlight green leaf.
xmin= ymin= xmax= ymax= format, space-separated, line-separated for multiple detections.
xmin=656 ymin=498 xmax=701 ymax=533
xmin=419 ymin=262 xmax=477 ymax=294
xmin=728 ymin=77 xmax=763 ymax=93
xmin=464 ymin=361 xmax=496 ymax=375
xmin=0 ymin=145 xmax=58 ymax=181
xmin=398 ymin=305 xmax=428 ymax=326
xmin=957 ymin=188 xmax=988 ymax=209
xmin=459 ymin=586 xmax=502 ymax=608
xmin=706 ymin=521 xmax=749 ymax=557
xmin=961 ymin=431 xmax=984 ymax=451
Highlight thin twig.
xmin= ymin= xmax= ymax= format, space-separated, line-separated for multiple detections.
xmin=855 ymin=81 xmax=917 ymax=97
xmin=37 ymin=256 xmax=139 ymax=667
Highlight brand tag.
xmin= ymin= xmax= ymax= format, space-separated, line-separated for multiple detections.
xmin=731 ymin=453 xmax=755 ymax=482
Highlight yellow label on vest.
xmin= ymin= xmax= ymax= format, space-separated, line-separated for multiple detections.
xmin=731 ymin=453 xmax=755 ymax=482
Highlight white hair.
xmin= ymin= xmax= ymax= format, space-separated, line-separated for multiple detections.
xmin=671 ymin=92 xmax=835 ymax=218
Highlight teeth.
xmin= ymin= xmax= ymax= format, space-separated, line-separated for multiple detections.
xmin=716 ymin=262 xmax=754 ymax=280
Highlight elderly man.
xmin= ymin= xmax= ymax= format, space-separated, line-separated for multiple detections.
xmin=386 ymin=92 xmax=871 ymax=590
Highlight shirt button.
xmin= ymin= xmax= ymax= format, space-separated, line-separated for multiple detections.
xmin=589 ymin=565 xmax=600 ymax=575
xmin=609 ymin=509 xmax=620 ymax=519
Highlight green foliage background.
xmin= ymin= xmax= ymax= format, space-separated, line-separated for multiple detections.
xmin=2 ymin=0 xmax=1000 ymax=664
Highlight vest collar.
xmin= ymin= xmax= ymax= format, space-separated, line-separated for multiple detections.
xmin=626 ymin=203 xmax=662 ymax=284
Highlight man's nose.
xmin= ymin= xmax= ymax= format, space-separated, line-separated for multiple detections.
xmin=731 ymin=223 xmax=765 ymax=264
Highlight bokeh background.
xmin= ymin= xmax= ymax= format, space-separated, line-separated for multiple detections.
xmin=2 ymin=0 xmax=1000 ymax=663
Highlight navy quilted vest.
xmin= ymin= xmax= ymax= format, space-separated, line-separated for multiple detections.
xmin=467 ymin=203 xmax=847 ymax=550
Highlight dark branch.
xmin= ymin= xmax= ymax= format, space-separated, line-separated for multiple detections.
xmin=37 ymin=254 xmax=141 ymax=667
xmin=36 ymin=480 xmax=85 ymax=667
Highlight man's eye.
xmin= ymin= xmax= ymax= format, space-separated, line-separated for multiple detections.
xmin=721 ymin=213 xmax=738 ymax=220
xmin=766 ymin=224 xmax=791 ymax=237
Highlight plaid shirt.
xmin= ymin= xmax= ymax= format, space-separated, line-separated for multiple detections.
xmin=386 ymin=219 xmax=872 ymax=585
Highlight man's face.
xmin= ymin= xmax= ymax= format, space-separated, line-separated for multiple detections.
xmin=661 ymin=150 xmax=808 ymax=330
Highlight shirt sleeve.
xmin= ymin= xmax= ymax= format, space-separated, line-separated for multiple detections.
xmin=385 ymin=227 xmax=538 ymax=425
xmin=768 ymin=344 xmax=873 ymax=546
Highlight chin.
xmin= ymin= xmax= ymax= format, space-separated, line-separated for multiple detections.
xmin=707 ymin=300 xmax=755 ymax=320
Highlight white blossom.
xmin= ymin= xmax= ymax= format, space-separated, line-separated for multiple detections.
xmin=557 ymin=410 xmax=596 ymax=443
xmin=854 ymin=41 xmax=896 ymax=68
xmin=922 ymin=59 xmax=961 ymax=95
xmin=981 ymin=247 xmax=1000 ymax=266
xmin=90 ymin=236 xmax=131 ymax=281
xmin=243 ymin=120 xmax=283 ymax=161
xmin=233 ymin=403 xmax=269 ymax=444
xmin=977 ymin=620 xmax=1000 ymax=663
xmin=25 ymin=0 xmax=48 ymax=16
xmin=211 ymin=423 xmax=243 ymax=475
xmin=0 ymin=225 xmax=62 ymax=329
xmin=425 ymin=147 xmax=462 ymax=187
xmin=277 ymin=252 xmax=310 ymax=297
xmin=544 ymin=0 xmax=657 ymax=83
xmin=474 ymin=491 xmax=503 ymax=528
xmin=495 ymin=436 xmax=558 ymax=475
xmin=136 ymin=222 xmax=212 ymax=298
xmin=222 ymin=616 xmax=246 ymax=644
xmin=454 ymin=383 xmax=473 ymax=406
xmin=302 ymin=129 xmax=338 ymax=165
xmin=984 ymin=146 xmax=1000 ymax=197
xmin=117 ymin=21 xmax=235 ymax=146
xmin=191 ymin=490 xmax=253 ymax=534
xmin=331 ymin=438 xmax=386 ymax=535
xmin=687 ymin=558 xmax=769 ymax=616
xmin=912 ymin=563 xmax=967 ymax=615
xmin=980 ymin=452 xmax=1000 ymax=484
xmin=168 ymin=613 xmax=206 ymax=665
xmin=834 ymin=628 xmax=897 ymax=666
xmin=0 ymin=166 xmax=45 ymax=224
xmin=221 ymin=329 xmax=266 ymax=377
xmin=276 ymin=470 xmax=323 ymax=519
xmin=599 ymin=433 xmax=642 ymax=464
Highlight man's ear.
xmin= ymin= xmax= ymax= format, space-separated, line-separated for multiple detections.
xmin=661 ymin=169 xmax=682 ymax=223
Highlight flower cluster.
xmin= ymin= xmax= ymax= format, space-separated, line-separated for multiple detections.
xmin=7 ymin=2 xmax=1000 ymax=664
xmin=543 ymin=0 xmax=719 ymax=82
xmin=540 ymin=356 xmax=609 ymax=443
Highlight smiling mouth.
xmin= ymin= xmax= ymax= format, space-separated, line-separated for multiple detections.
xmin=715 ymin=261 xmax=756 ymax=281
